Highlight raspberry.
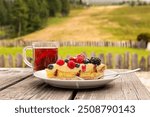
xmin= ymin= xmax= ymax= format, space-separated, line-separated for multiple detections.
xmin=76 ymin=54 xmax=85 ymax=63
xmin=82 ymin=65 xmax=86 ymax=72
xmin=67 ymin=60 xmax=76 ymax=69
xmin=76 ymin=57 xmax=84 ymax=63
xmin=77 ymin=54 xmax=86 ymax=59
xmin=77 ymin=54 xmax=85 ymax=59
xmin=56 ymin=59 xmax=65 ymax=66
xmin=69 ymin=57 xmax=76 ymax=62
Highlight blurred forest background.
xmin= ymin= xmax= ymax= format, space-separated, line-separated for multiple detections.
xmin=0 ymin=0 xmax=150 ymax=70
xmin=0 ymin=0 xmax=70 ymax=38
xmin=0 ymin=0 xmax=150 ymax=43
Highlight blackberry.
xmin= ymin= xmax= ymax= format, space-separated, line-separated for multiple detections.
xmin=90 ymin=57 xmax=97 ymax=64
xmin=84 ymin=59 xmax=90 ymax=64
xmin=90 ymin=57 xmax=101 ymax=65
xmin=47 ymin=64 xmax=54 ymax=70
xmin=96 ymin=58 xmax=101 ymax=65
xmin=64 ymin=59 xmax=69 ymax=63
xmin=75 ymin=63 xmax=80 ymax=68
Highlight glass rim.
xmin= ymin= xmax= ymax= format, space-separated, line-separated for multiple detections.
xmin=32 ymin=41 xmax=59 ymax=47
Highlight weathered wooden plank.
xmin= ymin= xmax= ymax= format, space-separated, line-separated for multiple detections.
xmin=98 ymin=54 xmax=105 ymax=64
xmin=0 ymin=68 xmax=32 ymax=91
xmin=106 ymin=53 xmax=113 ymax=69
xmin=0 ymin=55 xmax=5 ymax=67
xmin=74 ymin=70 xmax=150 ymax=100
xmin=124 ymin=52 xmax=129 ymax=69
xmin=8 ymin=54 xmax=13 ymax=67
xmin=91 ymin=52 xmax=96 ymax=57
xmin=0 ymin=76 xmax=74 ymax=100
xmin=0 ymin=41 xmax=142 ymax=48
xmin=15 ymin=54 xmax=23 ymax=67
xmin=82 ymin=52 xmax=87 ymax=58
xmin=139 ymin=56 xmax=146 ymax=71
xmin=115 ymin=54 xmax=122 ymax=69
xmin=131 ymin=54 xmax=138 ymax=69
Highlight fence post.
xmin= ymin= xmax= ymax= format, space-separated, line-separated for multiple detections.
xmin=115 ymin=54 xmax=122 ymax=69
xmin=15 ymin=54 xmax=23 ymax=67
xmin=139 ymin=56 xmax=146 ymax=71
xmin=66 ymin=55 xmax=70 ymax=59
xmin=91 ymin=52 xmax=96 ymax=57
xmin=131 ymin=54 xmax=138 ymax=69
xmin=8 ymin=54 xmax=13 ymax=67
xmin=0 ymin=55 xmax=5 ymax=67
xmin=124 ymin=52 xmax=129 ymax=69
xmin=98 ymin=54 xmax=105 ymax=64
xmin=147 ymin=55 xmax=150 ymax=71
xmin=106 ymin=53 xmax=113 ymax=69
xmin=82 ymin=52 xmax=87 ymax=58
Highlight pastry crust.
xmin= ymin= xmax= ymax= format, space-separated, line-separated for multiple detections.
xmin=46 ymin=63 xmax=106 ymax=80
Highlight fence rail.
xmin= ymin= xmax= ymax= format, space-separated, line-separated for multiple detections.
xmin=0 ymin=52 xmax=150 ymax=71
xmin=0 ymin=40 xmax=147 ymax=48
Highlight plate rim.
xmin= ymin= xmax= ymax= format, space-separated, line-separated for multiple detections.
xmin=33 ymin=69 xmax=120 ymax=82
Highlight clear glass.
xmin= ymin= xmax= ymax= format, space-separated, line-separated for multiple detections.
xmin=23 ymin=42 xmax=59 ymax=71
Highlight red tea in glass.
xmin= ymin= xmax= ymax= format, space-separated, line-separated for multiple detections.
xmin=34 ymin=48 xmax=58 ymax=71
xmin=23 ymin=42 xmax=59 ymax=71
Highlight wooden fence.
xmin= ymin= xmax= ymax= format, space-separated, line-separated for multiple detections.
xmin=0 ymin=40 xmax=147 ymax=48
xmin=0 ymin=52 xmax=150 ymax=71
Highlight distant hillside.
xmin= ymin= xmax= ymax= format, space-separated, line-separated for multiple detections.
xmin=21 ymin=5 xmax=150 ymax=42
xmin=82 ymin=0 xmax=150 ymax=4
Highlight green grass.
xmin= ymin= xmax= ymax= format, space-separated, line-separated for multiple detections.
xmin=45 ymin=5 xmax=150 ymax=41
xmin=46 ymin=9 xmax=83 ymax=26
xmin=0 ymin=30 xmax=5 ymax=36
xmin=59 ymin=47 xmax=149 ymax=61
xmin=0 ymin=47 xmax=23 ymax=56
xmin=0 ymin=47 xmax=149 ymax=60
xmin=47 ymin=17 xmax=68 ymax=26
xmin=3 ymin=5 xmax=150 ymax=41
xmin=91 ymin=5 xmax=150 ymax=40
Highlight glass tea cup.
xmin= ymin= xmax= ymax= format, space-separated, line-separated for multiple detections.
xmin=23 ymin=42 xmax=59 ymax=71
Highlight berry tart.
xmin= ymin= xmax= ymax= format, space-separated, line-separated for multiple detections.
xmin=45 ymin=54 xmax=106 ymax=80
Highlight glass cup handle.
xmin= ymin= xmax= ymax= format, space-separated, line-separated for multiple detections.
xmin=23 ymin=46 xmax=33 ymax=68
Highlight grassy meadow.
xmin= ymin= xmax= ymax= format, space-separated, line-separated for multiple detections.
xmin=0 ymin=47 xmax=149 ymax=61
xmin=0 ymin=5 xmax=150 ymax=63
xmin=21 ymin=5 xmax=150 ymax=41
xmin=95 ymin=5 xmax=150 ymax=40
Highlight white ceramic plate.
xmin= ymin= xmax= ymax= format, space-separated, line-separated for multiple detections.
xmin=34 ymin=70 xmax=120 ymax=89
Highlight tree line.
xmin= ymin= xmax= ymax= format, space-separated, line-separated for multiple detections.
xmin=0 ymin=0 xmax=70 ymax=38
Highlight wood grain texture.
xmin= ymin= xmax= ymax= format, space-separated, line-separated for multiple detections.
xmin=115 ymin=54 xmax=122 ymax=69
xmin=7 ymin=54 xmax=13 ymax=67
xmin=74 ymin=72 xmax=150 ymax=100
xmin=106 ymin=53 xmax=113 ymax=69
xmin=139 ymin=57 xmax=146 ymax=71
xmin=0 ymin=68 xmax=32 ymax=91
xmin=124 ymin=52 xmax=129 ymax=69
xmin=0 ymin=55 xmax=5 ymax=67
xmin=0 ymin=76 xmax=74 ymax=100
xmin=99 ymin=54 xmax=105 ymax=64
xmin=0 ymin=68 xmax=149 ymax=100
xmin=131 ymin=54 xmax=138 ymax=69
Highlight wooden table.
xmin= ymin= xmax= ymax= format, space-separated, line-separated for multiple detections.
xmin=0 ymin=68 xmax=150 ymax=100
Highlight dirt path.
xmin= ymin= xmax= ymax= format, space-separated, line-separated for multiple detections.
xmin=23 ymin=6 xmax=120 ymax=42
